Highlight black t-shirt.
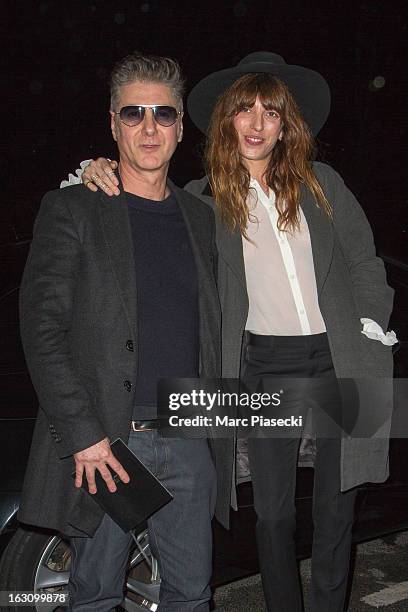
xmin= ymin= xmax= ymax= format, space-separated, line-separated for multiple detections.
xmin=126 ymin=191 xmax=199 ymax=419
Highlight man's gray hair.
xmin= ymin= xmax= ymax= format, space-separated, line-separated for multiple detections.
xmin=110 ymin=52 xmax=185 ymax=111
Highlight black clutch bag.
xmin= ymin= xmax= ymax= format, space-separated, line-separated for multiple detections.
xmin=74 ymin=438 xmax=173 ymax=532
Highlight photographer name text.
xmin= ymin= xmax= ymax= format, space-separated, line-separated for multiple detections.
xmin=168 ymin=415 xmax=303 ymax=428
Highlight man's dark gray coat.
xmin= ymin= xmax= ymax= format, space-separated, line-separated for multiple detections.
xmin=18 ymin=183 xmax=225 ymax=537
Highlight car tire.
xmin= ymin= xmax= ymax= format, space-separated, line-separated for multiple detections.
xmin=0 ymin=526 xmax=160 ymax=612
xmin=0 ymin=527 xmax=55 ymax=612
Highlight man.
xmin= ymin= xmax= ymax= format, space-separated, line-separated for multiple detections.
xmin=75 ymin=53 xmax=395 ymax=612
xmin=18 ymin=52 xmax=225 ymax=611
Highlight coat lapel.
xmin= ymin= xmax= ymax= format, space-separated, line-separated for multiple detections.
xmin=172 ymin=180 xmax=244 ymax=285
xmin=300 ymin=183 xmax=334 ymax=295
xmin=170 ymin=182 xmax=221 ymax=376
xmin=190 ymin=182 xmax=247 ymax=288
xmin=98 ymin=189 xmax=137 ymax=333
xmin=170 ymin=182 xmax=211 ymax=278
xmin=215 ymin=220 xmax=247 ymax=288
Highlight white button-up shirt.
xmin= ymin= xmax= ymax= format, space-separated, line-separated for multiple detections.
xmin=243 ymin=179 xmax=326 ymax=336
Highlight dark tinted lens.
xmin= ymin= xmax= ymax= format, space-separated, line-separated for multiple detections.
xmin=120 ymin=106 xmax=144 ymax=126
xmin=154 ymin=106 xmax=178 ymax=126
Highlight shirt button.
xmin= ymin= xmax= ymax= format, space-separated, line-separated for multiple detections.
xmin=126 ymin=340 xmax=134 ymax=352
xmin=124 ymin=380 xmax=132 ymax=392
xmin=290 ymin=274 xmax=295 ymax=280
xmin=299 ymin=310 xmax=305 ymax=315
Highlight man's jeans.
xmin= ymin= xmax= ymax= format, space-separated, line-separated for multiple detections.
xmin=68 ymin=430 xmax=217 ymax=611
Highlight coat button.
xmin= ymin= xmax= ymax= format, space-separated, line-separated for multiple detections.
xmin=124 ymin=380 xmax=132 ymax=392
xmin=126 ymin=340 xmax=134 ymax=352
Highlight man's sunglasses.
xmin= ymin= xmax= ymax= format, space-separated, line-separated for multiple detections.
xmin=114 ymin=105 xmax=182 ymax=127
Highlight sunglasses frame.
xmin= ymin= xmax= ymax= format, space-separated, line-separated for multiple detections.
xmin=114 ymin=104 xmax=183 ymax=127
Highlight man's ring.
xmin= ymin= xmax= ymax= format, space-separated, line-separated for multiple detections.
xmin=84 ymin=179 xmax=92 ymax=187
xmin=91 ymin=174 xmax=100 ymax=183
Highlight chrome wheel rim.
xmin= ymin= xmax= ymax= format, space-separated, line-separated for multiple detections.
xmin=33 ymin=529 xmax=160 ymax=611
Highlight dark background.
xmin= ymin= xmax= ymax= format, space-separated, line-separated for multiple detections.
xmin=2 ymin=0 xmax=407 ymax=259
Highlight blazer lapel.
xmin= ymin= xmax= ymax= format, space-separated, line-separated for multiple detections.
xmin=170 ymin=183 xmax=210 ymax=277
xmin=215 ymin=220 xmax=247 ymax=288
xmin=189 ymin=182 xmax=247 ymax=288
xmin=300 ymin=183 xmax=334 ymax=295
xmin=98 ymin=189 xmax=137 ymax=333
xmin=171 ymin=182 xmax=221 ymax=376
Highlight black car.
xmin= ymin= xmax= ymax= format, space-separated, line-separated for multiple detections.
xmin=1 ymin=230 xmax=408 ymax=612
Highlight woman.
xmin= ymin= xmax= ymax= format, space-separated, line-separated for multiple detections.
xmin=64 ymin=52 xmax=396 ymax=612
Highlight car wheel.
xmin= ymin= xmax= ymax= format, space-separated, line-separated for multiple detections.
xmin=0 ymin=526 xmax=160 ymax=611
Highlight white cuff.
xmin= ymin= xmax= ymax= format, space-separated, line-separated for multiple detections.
xmin=60 ymin=159 xmax=92 ymax=188
xmin=360 ymin=318 xmax=398 ymax=346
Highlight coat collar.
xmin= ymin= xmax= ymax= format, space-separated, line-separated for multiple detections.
xmin=299 ymin=182 xmax=334 ymax=295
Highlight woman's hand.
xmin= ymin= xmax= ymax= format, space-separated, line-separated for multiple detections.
xmin=82 ymin=158 xmax=120 ymax=196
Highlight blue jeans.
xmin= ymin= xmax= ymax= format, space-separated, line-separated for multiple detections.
xmin=68 ymin=431 xmax=217 ymax=611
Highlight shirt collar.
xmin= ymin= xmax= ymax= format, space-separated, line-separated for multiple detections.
xmin=249 ymin=178 xmax=275 ymax=208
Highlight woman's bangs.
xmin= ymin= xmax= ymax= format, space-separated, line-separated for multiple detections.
xmin=229 ymin=74 xmax=285 ymax=115
xmin=257 ymin=75 xmax=286 ymax=113
xmin=229 ymin=81 xmax=258 ymax=115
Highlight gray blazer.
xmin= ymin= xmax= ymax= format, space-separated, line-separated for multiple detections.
xmin=18 ymin=182 xmax=224 ymax=536
xmin=185 ymin=161 xmax=394 ymax=518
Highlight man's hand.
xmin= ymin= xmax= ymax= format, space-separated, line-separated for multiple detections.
xmin=82 ymin=158 xmax=120 ymax=196
xmin=74 ymin=437 xmax=130 ymax=494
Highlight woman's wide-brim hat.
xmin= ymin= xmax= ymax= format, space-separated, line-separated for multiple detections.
xmin=187 ymin=51 xmax=330 ymax=136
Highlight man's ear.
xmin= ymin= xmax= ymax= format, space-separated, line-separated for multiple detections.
xmin=110 ymin=110 xmax=118 ymax=142
xmin=177 ymin=113 xmax=184 ymax=142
